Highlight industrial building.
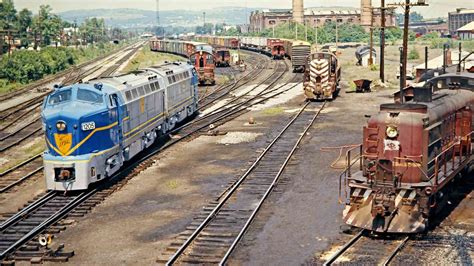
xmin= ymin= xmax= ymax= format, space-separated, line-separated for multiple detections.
xmin=249 ymin=0 xmax=396 ymax=33
xmin=448 ymin=8 xmax=474 ymax=36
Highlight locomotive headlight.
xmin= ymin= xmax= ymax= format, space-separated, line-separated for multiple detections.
xmin=386 ymin=125 xmax=398 ymax=139
xmin=56 ymin=121 xmax=67 ymax=131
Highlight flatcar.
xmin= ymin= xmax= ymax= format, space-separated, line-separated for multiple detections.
xmin=341 ymin=72 xmax=474 ymax=233
xmin=150 ymin=38 xmax=215 ymax=86
xmin=42 ymin=62 xmax=198 ymax=191
xmin=190 ymin=44 xmax=216 ymax=85
xmin=214 ymin=48 xmax=231 ymax=67
xmin=303 ymin=49 xmax=341 ymax=100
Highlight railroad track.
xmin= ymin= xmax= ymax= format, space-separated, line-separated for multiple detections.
xmin=322 ymin=230 xmax=410 ymax=265
xmin=0 ymin=41 xmax=143 ymax=120
xmin=0 ymin=41 xmax=142 ymax=104
xmin=198 ymin=56 xmax=281 ymax=111
xmin=160 ymin=101 xmax=325 ymax=264
xmin=0 ymin=52 xmax=298 ymax=262
xmin=197 ymin=52 xmax=268 ymax=107
xmin=0 ymin=154 xmax=43 ymax=194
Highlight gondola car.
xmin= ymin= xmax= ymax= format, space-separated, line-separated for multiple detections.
xmin=149 ymin=38 xmax=215 ymax=86
xmin=340 ymin=72 xmax=474 ymax=233
xmin=190 ymin=44 xmax=216 ymax=85
xmin=42 ymin=62 xmax=198 ymax=191
xmin=304 ymin=49 xmax=341 ymax=100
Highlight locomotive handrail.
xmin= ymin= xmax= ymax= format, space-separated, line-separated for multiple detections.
xmin=429 ymin=131 xmax=473 ymax=186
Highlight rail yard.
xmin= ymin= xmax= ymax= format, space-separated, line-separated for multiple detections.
xmin=0 ymin=0 xmax=473 ymax=265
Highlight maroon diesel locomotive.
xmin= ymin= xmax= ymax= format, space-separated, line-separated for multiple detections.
xmin=341 ymin=73 xmax=474 ymax=233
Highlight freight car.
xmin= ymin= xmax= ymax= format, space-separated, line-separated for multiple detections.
xmin=214 ymin=48 xmax=231 ymax=67
xmin=195 ymin=36 xmax=239 ymax=49
xmin=149 ymin=38 xmax=215 ymax=85
xmin=283 ymin=39 xmax=311 ymax=72
xmin=42 ymin=62 xmax=199 ymax=191
xmin=304 ymin=49 xmax=341 ymax=100
xmin=340 ymin=72 xmax=474 ymax=233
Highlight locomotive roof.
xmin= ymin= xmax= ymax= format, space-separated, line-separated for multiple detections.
xmin=88 ymin=62 xmax=192 ymax=93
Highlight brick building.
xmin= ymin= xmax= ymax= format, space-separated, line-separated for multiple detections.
xmin=249 ymin=1 xmax=396 ymax=33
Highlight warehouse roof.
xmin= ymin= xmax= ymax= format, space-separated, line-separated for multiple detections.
xmin=457 ymin=21 xmax=474 ymax=32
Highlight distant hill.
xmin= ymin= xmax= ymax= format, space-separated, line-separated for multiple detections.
xmin=58 ymin=8 xmax=251 ymax=28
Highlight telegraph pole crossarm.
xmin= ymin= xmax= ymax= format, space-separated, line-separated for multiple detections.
xmin=388 ymin=0 xmax=429 ymax=103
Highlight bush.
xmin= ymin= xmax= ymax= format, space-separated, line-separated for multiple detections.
xmin=408 ymin=48 xmax=420 ymax=60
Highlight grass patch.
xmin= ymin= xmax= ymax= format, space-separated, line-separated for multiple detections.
xmin=166 ymin=180 xmax=180 ymax=189
xmin=122 ymin=48 xmax=185 ymax=73
xmin=0 ymin=79 xmax=21 ymax=95
xmin=261 ymin=107 xmax=284 ymax=116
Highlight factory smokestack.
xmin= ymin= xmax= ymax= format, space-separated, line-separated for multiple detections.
xmin=292 ymin=0 xmax=304 ymax=24
xmin=360 ymin=0 xmax=373 ymax=29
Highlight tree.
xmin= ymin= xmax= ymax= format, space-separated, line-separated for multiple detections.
xmin=17 ymin=8 xmax=33 ymax=47
xmin=32 ymin=5 xmax=62 ymax=46
xmin=80 ymin=17 xmax=107 ymax=44
xmin=0 ymin=0 xmax=17 ymax=54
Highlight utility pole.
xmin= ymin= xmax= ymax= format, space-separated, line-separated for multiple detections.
xmin=315 ymin=25 xmax=318 ymax=51
xmin=156 ymin=0 xmax=160 ymax=36
xmin=203 ymin=12 xmax=206 ymax=34
xmin=305 ymin=20 xmax=308 ymax=41
xmin=380 ymin=0 xmax=386 ymax=82
xmin=389 ymin=0 xmax=428 ymax=99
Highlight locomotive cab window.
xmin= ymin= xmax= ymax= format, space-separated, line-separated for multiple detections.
xmin=125 ymin=91 xmax=132 ymax=101
xmin=77 ymin=89 xmax=103 ymax=104
xmin=48 ymin=89 xmax=72 ymax=105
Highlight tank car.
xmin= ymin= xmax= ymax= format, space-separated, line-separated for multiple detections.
xmin=214 ymin=48 xmax=231 ymax=67
xmin=42 ymin=62 xmax=198 ymax=191
xmin=341 ymin=73 xmax=474 ymax=233
xmin=190 ymin=44 xmax=216 ymax=85
xmin=303 ymin=49 xmax=341 ymax=100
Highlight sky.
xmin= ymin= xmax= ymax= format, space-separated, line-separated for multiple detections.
xmin=13 ymin=0 xmax=474 ymax=18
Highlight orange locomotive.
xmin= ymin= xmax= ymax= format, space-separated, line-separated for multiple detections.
xmin=341 ymin=73 xmax=474 ymax=233
xmin=190 ymin=44 xmax=216 ymax=85
xmin=150 ymin=38 xmax=215 ymax=86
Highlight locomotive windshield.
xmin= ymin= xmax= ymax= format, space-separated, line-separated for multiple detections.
xmin=48 ymin=89 xmax=72 ymax=105
xmin=77 ymin=89 xmax=103 ymax=104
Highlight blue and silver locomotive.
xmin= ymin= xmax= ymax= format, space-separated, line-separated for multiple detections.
xmin=42 ymin=62 xmax=198 ymax=191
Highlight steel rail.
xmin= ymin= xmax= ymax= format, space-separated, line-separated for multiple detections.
xmin=0 ymin=166 xmax=43 ymax=193
xmin=0 ymin=191 xmax=57 ymax=232
xmin=382 ymin=236 xmax=410 ymax=266
xmin=323 ymin=230 xmax=365 ymax=265
xmin=166 ymin=101 xmax=319 ymax=265
xmin=219 ymin=101 xmax=326 ymax=265
xmin=0 ymin=50 xmax=293 ymax=261
xmin=0 ymin=127 xmax=42 ymax=153
xmin=0 ymin=40 xmax=142 ymax=103
xmin=0 ymin=154 xmax=42 ymax=177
